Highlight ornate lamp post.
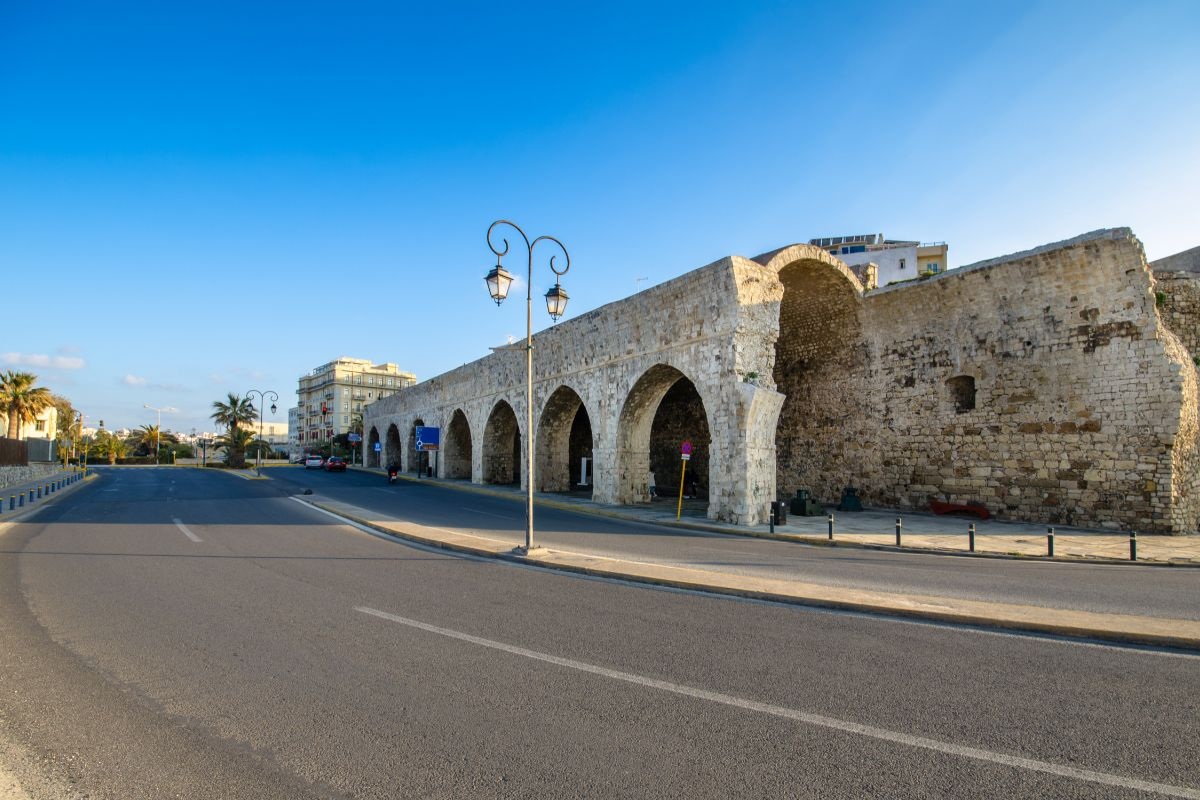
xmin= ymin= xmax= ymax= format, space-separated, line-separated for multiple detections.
xmin=484 ymin=219 xmax=571 ymax=553
xmin=245 ymin=389 xmax=279 ymax=473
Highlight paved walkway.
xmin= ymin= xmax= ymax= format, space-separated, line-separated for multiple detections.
xmin=347 ymin=467 xmax=1200 ymax=565
xmin=0 ymin=469 xmax=86 ymax=517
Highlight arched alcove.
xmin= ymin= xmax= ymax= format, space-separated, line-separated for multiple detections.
xmin=482 ymin=401 xmax=521 ymax=485
xmin=444 ymin=409 xmax=473 ymax=479
xmin=536 ymin=385 xmax=594 ymax=495
xmin=367 ymin=426 xmax=381 ymax=468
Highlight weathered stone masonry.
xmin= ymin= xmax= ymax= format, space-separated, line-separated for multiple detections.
xmin=366 ymin=228 xmax=1200 ymax=533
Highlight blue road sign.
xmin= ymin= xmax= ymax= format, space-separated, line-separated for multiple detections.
xmin=373 ymin=441 xmax=382 ymax=452
xmin=415 ymin=426 xmax=440 ymax=451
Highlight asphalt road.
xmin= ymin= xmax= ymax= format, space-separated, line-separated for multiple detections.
xmin=275 ymin=465 xmax=1200 ymax=621
xmin=0 ymin=467 xmax=1197 ymax=798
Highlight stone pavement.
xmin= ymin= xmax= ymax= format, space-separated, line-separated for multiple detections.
xmin=277 ymin=468 xmax=1200 ymax=650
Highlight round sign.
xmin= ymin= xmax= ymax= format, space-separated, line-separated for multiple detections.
xmin=681 ymin=441 xmax=693 ymax=456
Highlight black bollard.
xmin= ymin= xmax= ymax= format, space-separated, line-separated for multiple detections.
xmin=8 ymin=496 xmax=13 ymax=510
xmin=1130 ymin=531 xmax=1137 ymax=562
xmin=768 ymin=504 xmax=775 ymax=534
xmin=895 ymin=517 xmax=902 ymax=547
xmin=827 ymin=513 xmax=834 ymax=540
xmin=968 ymin=523 xmax=976 ymax=553
xmin=1047 ymin=527 xmax=1055 ymax=557
xmin=18 ymin=495 xmax=23 ymax=507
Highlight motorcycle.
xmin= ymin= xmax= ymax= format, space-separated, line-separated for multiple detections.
xmin=387 ymin=467 xmax=398 ymax=484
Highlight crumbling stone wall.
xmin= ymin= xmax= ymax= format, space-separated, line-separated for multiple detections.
xmin=1152 ymin=271 xmax=1200 ymax=361
xmin=365 ymin=228 xmax=1199 ymax=533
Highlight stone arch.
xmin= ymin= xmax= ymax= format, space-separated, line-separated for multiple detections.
xmin=384 ymin=423 xmax=402 ymax=471
xmin=536 ymin=384 xmax=594 ymax=494
xmin=407 ymin=418 xmax=426 ymax=475
xmin=482 ymin=400 xmax=521 ymax=485
xmin=769 ymin=253 xmax=868 ymax=505
xmin=367 ymin=426 xmax=381 ymax=468
xmin=616 ymin=364 xmax=712 ymax=509
xmin=444 ymin=409 xmax=473 ymax=480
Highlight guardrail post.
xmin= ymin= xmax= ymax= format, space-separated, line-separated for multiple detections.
xmin=895 ymin=517 xmax=902 ymax=547
xmin=1129 ymin=531 xmax=1137 ymax=562
xmin=1047 ymin=527 xmax=1055 ymax=557
xmin=968 ymin=523 xmax=975 ymax=552
xmin=827 ymin=513 xmax=834 ymax=540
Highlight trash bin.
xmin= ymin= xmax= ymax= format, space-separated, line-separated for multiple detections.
xmin=771 ymin=500 xmax=787 ymax=526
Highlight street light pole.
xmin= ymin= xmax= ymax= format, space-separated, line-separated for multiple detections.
xmin=143 ymin=404 xmax=176 ymax=464
xmin=484 ymin=220 xmax=571 ymax=553
xmin=245 ymin=389 xmax=279 ymax=473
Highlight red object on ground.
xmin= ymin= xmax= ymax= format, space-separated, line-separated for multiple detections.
xmin=929 ymin=499 xmax=991 ymax=520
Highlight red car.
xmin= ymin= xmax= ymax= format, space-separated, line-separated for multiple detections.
xmin=323 ymin=456 xmax=348 ymax=472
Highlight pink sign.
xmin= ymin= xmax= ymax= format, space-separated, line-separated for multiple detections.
xmin=681 ymin=441 xmax=693 ymax=456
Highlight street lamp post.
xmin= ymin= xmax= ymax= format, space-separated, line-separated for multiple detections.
xmin=484 ymin=219 xmax=571 ymax=553
xmin=245 ymin=389 xmax=279 ymax=473
xmin=143 ymin=404 xmax=177 ymax=464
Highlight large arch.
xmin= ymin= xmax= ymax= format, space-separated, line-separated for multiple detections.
xmin=367 ymin=426 xmax=381 ymax=468
xmin=444 ymin=409 xmax=473 ymax=480
xmin=536 ymin=385 xmax=594 ymax=494
xmin=407 ymin=418 xmax=426 ymax=475
xmin=384 ymin=424 xmax=402 ymax=471
xmin=616 ymin=364 xmax=712 ymax=510
xmin=482 ymin=401 xmax=521 ymax=485
xmin=771 ymin=256 xmax=867 ymax=505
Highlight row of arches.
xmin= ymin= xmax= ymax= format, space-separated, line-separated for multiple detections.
xmin=367 ymin=366 xmax=712 ymax=509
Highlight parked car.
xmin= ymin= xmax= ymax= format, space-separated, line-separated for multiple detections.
xmin=304 ymin=455 xmax=324 ymax=469
xmin=323 ymin=456 xmax=347 ymax=472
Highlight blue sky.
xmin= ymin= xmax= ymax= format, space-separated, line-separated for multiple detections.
xmin=2 ymin=0 xmax=1197 ymax=434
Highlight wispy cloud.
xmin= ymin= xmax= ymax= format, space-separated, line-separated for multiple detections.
xmin=123 ymin=374 xmax=186 ymax=392
xmin=2 ymin=352 xmax=86 ymax=370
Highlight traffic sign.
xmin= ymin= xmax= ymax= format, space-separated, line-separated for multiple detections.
xmin=348 ymin=433 xmax=362 ymax=443
xmin=415 ymin=425 xmax=440 ymax=452
xmin=373 ymin=442 xmax=382 ymax=453
xmin=681 ymin=441 xmax=693 ymax=458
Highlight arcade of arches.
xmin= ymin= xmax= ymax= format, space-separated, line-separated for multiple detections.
xmin=364 ymin=230 xmax=1200 ymax=533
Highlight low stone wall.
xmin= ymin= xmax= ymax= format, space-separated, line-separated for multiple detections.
xmin=0 ymin=463 xmax=63 ymax=491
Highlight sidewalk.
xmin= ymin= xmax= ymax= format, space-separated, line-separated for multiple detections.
xmin=290 ymin=470 xmax=1200 ymax=649
xmin=353 ymin=467 xmax=1200 ymax=566
xmin=0 ymin=469 xmax=87 ymax=518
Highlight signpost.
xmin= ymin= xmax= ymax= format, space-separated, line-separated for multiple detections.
xmin=677 ymin=441 xmax=693 ymax=520
xmin=415 ymin=426 xmax=440 ymax=478
xmin=348 ymin=433 xmax=362 ymax=466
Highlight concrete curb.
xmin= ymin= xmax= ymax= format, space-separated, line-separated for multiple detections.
xmin=346 ymin=466 xmax=1200 ymax=568
xmin=295 ymin=494 xmax=1200 ymax=651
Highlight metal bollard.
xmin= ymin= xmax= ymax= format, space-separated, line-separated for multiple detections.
xmin=36 ymin=487 xmax=41 ymax=499
xmin=8 ymin=496 xmax=13 ymax=510
xmin=968 ymin=523 xmax=976 ymax=552
xmin=895 ymin=517 xmax=902 ymax=546
xmin=28 ymin=490 xmax=34 ymax=503
xmin=1130 ymin=531 xmax=1137 ymax=562
xmin=827 ymin=513 xmax=834 ymax=540
xmin=18 ymin=495 xmax=23 ymax=507
xmin=1047 ymin=527 xmax=1055 ymax=557
xmin=768 ymin=504 xmax=775 ymax=534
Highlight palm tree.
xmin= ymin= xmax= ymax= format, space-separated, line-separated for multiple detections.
xmin=0 ymin=371 xmax=53 ymax=440
xmin=91 ymin=431 xmax=127 ymax=465
xmin=211 ymin=393 xmax=258 ymax=468
xmin=214 ymin=427 xmax=260 ymax=467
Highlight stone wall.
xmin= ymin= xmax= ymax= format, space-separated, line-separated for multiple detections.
xmin=0 ymin=463 xmax=63 ymax=491
xmin=1152 ymin=271 xmax=1200 ymax=361
xmin=366 ymin=228 xmax=1200 ymax=533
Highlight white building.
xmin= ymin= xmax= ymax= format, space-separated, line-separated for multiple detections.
xmin=809 ymin=234 xmax=949 ymax=287
xmin=295 ymin=357 xmax=416 ymax=453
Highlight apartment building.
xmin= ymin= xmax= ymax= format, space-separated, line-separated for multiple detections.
xmin=809 ymin=234 xmax=949 ymax=287
xmin=295 ymin=357 xmax=416 ymax=453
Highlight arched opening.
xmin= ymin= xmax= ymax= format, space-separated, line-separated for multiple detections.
xmin=385 ymin=424 xmax=402 ymax=471
xmin=617 ymin=365 xmax=711 ymax=513
xmin=367 ymin=426 xmax=381 ymax=468
xmin=482 ymin=401 xmax=521 ymax=485
xmin=444 ymin=409 xmax=473 ymax=480
xmin=407 ymin=418 xmax=426 ymax=475
xmin=536 ymin=385 xmax=593 ymax=496
xmin=773 ymin=258 xmax=866 ymax=506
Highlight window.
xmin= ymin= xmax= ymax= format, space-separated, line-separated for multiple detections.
xmin=947 ymin=375 xmax=976 ymax=413
xmin=899 ymin=258 xmax=906 ymax=270
xmin=35 ymin=420 xmax=45 ymax=431
xmin=928 ymin=262 xmax=940 ymax=272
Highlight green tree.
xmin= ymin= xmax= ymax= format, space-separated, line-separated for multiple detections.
xmin=91 ymin=430 xmax=127 ymax=465
xmin=0 ymin=371 xmax=53 ymax=439
xmin=210 ymin=393 xmax=258 ymax=468
xmin=126 ymin=425 xmax=178 ymax=459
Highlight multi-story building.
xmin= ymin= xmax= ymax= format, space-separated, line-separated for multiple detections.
xmin=809 ymin=234 xmax=949 ymax=287
xmin=295 ymin=357 xmax=416 ymax=453
xmin=0 ymin=405 xmax=58 ymax=441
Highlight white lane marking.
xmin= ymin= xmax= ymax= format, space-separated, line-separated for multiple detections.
xmin=464 ymin=507 xmax=513 ymax=520
xmin=171 ymin=518 xmax=202 ymax=543
xmin=356 ymin=606 xmax=1200 ymax=798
